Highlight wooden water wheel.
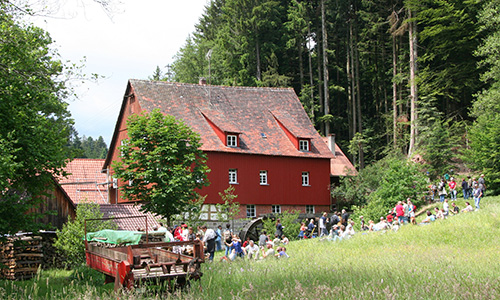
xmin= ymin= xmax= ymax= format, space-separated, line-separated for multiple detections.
xmin=238 ymin=218 xmax=264 ymax=242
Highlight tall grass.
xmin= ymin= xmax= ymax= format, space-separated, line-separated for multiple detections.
xmin=2 ymin=196 xmax=499 ymax=299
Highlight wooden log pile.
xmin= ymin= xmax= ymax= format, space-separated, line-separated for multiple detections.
xmin=39 ymin=231 xmax=66 ymax=269
xmin=0 ymin=235 xmax=43 ymax=280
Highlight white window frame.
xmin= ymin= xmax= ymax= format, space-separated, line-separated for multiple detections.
xmin=306 ymin=205 xmax=315 ymax=214
xmin=120 ymin=140 xmax=125 ymax=157
xmin=302 ymin=171 xmax=310 ymax=186
xmin=247 ymin=205 xmax=256 ymax=218
xmin=299 ymin=139 xmax=310 ymax=151
xmin=229 ymin=169 xmax=238 ymax=184
xmin=227 ymin=134 xmax=238 ymax=147
xmin=272 ymin=205 xmax=281 ymax=214
xmin=260 ymin=170 xmax=268 ymax=185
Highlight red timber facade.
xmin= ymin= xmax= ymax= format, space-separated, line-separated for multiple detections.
xmin=103 ymin=80 xmax=334 ymax=218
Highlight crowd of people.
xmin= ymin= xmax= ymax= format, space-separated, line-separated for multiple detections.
xmin=220 ymin=229 xmax=290 ymax=262
xmin=298 ymin=174 xmax=488 ymax=241
xmin=149 ymin=174 xmax=487 ymax=260
xmin=219 ymin=219 xmax=290 ymax=262
xmin=431 ymin=174 xmax=485 ymax=210
xmin=150 ymin=221 xmax=290 ymax=262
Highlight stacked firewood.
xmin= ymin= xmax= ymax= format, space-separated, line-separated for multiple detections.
xmin=39 ymin=232 xmax=66 ymax=269
xmin=0 ymin=235 xmax=43 ymax=280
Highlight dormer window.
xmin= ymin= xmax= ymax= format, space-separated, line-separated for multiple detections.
xmin=227 ymin=134 xmax=238 ymax=147
xmin=299 ymin=139 xmax=310 ymax=152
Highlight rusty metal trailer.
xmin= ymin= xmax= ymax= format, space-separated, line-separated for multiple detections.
xmin=84 ymin=217 xmax=205 ymax=291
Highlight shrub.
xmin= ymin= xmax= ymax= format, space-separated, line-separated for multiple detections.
xmin=54 ymin=202 xmax=117 ymax=268
xmin=332 ymin=162 xmax=382 ymax=210
xmin=353 ymin=156 xmax=428 ymax=222
xmin=262 ymin=210 xmax=301 ymax=240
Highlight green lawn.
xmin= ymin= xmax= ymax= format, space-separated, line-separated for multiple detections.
xmin=1 ymin=196 xmax=499 ymax=299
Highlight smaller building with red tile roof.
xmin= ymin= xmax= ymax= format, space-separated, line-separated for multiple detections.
xmin=99 ymin=204 xmax=160 ymax=231
xmin=323 ymin=135 xmax=357 ymax=178
xmin=59 ymin=159 xmax=109 ymax=204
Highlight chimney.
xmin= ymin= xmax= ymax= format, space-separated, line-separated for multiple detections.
xmin=327 ymin=134 xmax=336 ymax=157
xmin=199 ymin=77 xmax=207 ymax=85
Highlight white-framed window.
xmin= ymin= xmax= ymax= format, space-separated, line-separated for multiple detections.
xmin=302 ymin=171 xmax=310 ymax=186
xmin=227 ymin=134 xmax=238 ymax=147
xmin=247 ymin=205 xmax=256 ymax=218
xmin=120 ymin=139 xmax=125 ymax=157
xmin=299 ymin=139 xmax=310 ymax=151
xmin=306 ymin=205 xmax=315 ymax=214
xmin=229 ymin=169 xmax=238 ymax=184
xmin=272 ymin=205 xmax=281 ymax=214
xmin=260 ymin=170 xmax=268 ymax=185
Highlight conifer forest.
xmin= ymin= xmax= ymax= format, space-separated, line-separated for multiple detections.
xmin=163 ymin=0 xmax=500 ymax=192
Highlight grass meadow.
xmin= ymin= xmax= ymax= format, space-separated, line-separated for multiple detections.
xmin=1 ymin=196 xmax=499 ymax=299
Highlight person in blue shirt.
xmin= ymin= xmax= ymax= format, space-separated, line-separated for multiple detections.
xmin=215 ymin=225 xmax=222 ymax=251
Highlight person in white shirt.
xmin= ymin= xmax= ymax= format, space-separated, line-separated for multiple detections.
xmin=443 ymin=199 xmax=449 ymax=216
xmin=201 ymin=225 xmax=217 ymax=261
xmin=157 ymin=222 xmax=173 ymax=242
xmin=462 ymin=202 xmax=474 ymax=213
xmin=243 ymin=240 xmax=260 ymax=260
xmin=260 ymin=242 xmax=275 ymax=259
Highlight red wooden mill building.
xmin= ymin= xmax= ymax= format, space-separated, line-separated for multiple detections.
xmin=104 ymin=79 xmax=342 ymax=220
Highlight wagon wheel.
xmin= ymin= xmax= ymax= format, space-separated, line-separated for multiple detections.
xmin=239 ymin=218 xmax=264 ymax=242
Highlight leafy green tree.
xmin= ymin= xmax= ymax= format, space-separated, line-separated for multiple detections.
xmin=54 ymin=202 xmax=117 ymax=267
xmin=0 ymin=9 xmax=73 ymax=235
xmin=215 ymin=185 xmax=240 ymax=223
xmin=112 ymin=109 xmax=210 ymax=225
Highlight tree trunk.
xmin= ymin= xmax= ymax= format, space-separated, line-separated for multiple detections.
xmin=349 ymin=22 xmax=356 ymax=140
xmin=317 ymin=41 xmax=323 ymax=124
xmin=353 ymin=17 xmax=364 ymax=169
xmin=307 ymin=25 xmax=315 ymax=118
xmin=256 ymin=37 xmax=261 ymax=81
xmin=321 ymin=0 xmax=330 ymax=135
xmin=393 ymin=34 xmax=398 ymax=149
xmin=347 ymin=38 xmax=353 ymax=141
xmin=408 ymin=9 xmax=418 ymax=157
xmin=299 ymin=40 xmax=304 ymax=90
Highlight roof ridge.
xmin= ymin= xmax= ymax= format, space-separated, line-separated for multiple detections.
xmin=129 ymin=79 xmax=294 ymax=91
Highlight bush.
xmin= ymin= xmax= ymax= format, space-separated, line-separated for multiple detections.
xmin=332 ymin=162 xmax=383 ymax=210
xmin=352 ymin=156 xmax=428 ymax=222
xmin=54 ymin=202 xmax=117 ymax=268
xmin=262 ymin=210 xmax=301 ymax=240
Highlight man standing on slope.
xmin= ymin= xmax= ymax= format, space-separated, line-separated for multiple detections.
xmin=448 ymin=177 xmax=457 ymax=201
xmin=319 ymin=212 xmax=328 ymax=237
xmin=478 ymin=174 xmax=486 ymax=197
xmin=395 ymin=201 xmax=405 ymax=225
xmin=201 ymin=225 xmax=217 ymax=261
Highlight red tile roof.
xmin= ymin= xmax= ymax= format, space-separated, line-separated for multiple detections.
xmin=125 ymin=80 xmax=334 ymax=159
xmin=322 ymin=137 xmax=357 ymax=176
xmin=99 ymin=204 xmax=161 ymax=231
xmin=59 ymin=159 xmax=109 ymax=204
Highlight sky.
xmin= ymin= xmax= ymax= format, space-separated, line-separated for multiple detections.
xmin=31 ymin=0 xmax=209 ymax=145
